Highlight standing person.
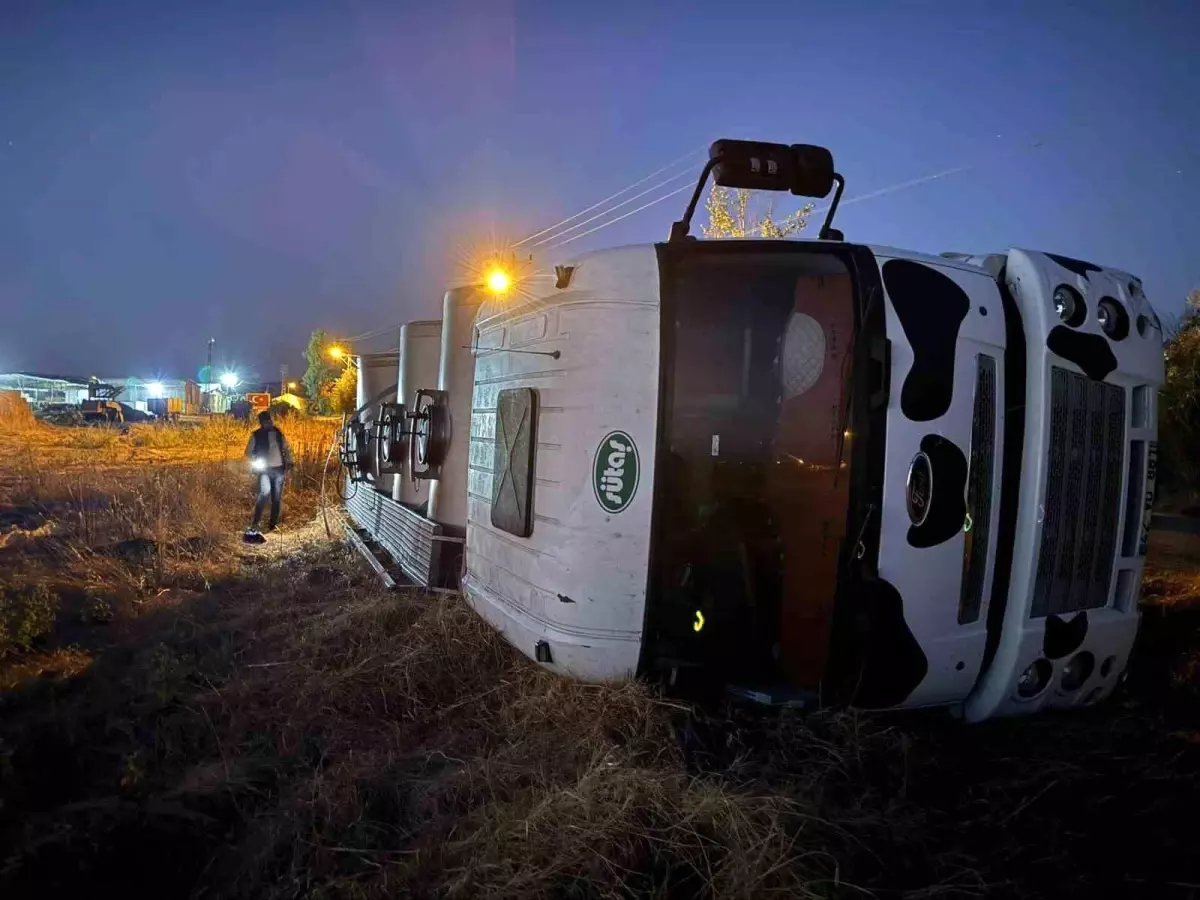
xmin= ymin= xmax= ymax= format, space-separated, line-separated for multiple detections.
xmin=244 ymin=411 xmax=294 ymax=539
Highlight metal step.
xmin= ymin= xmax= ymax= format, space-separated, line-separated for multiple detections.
xmin=343 ymin=521 xmax=399 ymax=589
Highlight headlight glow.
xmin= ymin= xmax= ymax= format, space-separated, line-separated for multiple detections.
xmin=1052 ymin=285 xmax=1085 ymax=326
xmin=251 ymin=458 xmax=266 ymax=472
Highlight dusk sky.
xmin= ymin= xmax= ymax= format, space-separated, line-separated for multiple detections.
xmin=3 ymin=0 xmax=1197 ymax=382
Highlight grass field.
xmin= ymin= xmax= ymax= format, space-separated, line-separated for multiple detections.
xmin=1 ymin=419 xmax=1199 ymax=899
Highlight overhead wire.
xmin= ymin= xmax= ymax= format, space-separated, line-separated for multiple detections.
xmin=339 ymin=151 xmax=702 ymax=342
xmin=791 ymin=132 xmax=1056 ymax=232
xmin=538 ymin=146 xmax=972 ymax=253
xmin=338 ymin=145 xmax=738 ymax=334
xmin=348 ymin=131 xmax=1059 ymax=335
xmin=526 ymin=167 xmax=696 ymax=249
xmin=736 ymin=164 xmax=975 ymax=239
xmin=342 ymin=321 xmax=405 ymax=344
xmin=538 ymin=181 xmax=695 ymax=252
xmin=811 ymin=164 xmax=976 ymax=218
xmin=513 ymin=147 xmax=703 ymax=248
xmin=535 ymin=156 xmax=968 ymax=252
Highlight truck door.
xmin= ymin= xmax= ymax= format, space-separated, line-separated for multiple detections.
xmin=648 ymin=244 xmax=862 ymax=693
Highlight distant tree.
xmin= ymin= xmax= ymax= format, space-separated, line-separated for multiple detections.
xmin=302 ymin=329 xmax=340 ymax=415
xmin=1160 ymin=289 xmax=1200 ymax=495
xmin=267 ymin=400 xmax=295 ymax=420
xmin=325 ymin=364 xmax=358 ymax=416
xmin=701 ymin=185 xmax=814 ymax=239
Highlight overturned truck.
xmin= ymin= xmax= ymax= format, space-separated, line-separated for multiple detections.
xmin=341 ymin=139 xmax=1164 ymax=721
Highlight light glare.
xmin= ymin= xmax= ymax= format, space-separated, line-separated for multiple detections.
xmin=486 ymin=269 xmax=511 ymax=294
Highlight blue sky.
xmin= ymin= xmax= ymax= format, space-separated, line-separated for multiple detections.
xmin=3 ymin=0 xmax=1197 ymax=380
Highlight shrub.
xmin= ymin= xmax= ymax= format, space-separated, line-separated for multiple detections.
xmin=0 ymin=585 xmax=60 ymax=656
xmin=1160 ymin=291 xmax=1200 ymax=495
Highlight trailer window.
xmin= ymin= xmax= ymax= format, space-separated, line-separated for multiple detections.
xmin=491 ymin=387 xmax=538 ymax=537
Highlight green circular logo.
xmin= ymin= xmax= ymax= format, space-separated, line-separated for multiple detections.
xmin=593 ymin=430 xmax=639 ymax=514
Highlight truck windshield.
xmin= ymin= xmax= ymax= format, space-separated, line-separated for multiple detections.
xmin=654 ymin=249 xmax=858 ymax=691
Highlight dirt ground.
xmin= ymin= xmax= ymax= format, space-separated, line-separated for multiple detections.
xmin=1 ymin=421 xmax=1199 ymax=899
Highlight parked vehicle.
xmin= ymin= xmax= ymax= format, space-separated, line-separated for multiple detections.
xmin=117 ymin=402 xmax=156 ymax=423
xmin=81 ymin=399 xmax=124 ymax=425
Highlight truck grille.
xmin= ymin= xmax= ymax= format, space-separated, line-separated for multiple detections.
xmin=1031 ymin=368 xmax=1126 ymax=617
xmin=959 ymin=355 xmax=996 ymax=624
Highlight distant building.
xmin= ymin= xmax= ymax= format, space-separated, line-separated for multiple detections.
xmin=100 ymin=377 xmax=201 ymax=412
xmin=273 ymin=391 xmax=307 ymax=413
xmin=0 ymin=373 xmax=203 ymax=414
xmin=0 ymin=373 xmax=90 ymax=408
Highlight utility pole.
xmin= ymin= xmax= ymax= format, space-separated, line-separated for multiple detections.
xmin=205 ymin=338 xmax=215 ymax=413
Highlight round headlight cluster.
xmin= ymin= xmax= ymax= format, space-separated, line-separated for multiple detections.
xmin=1061 ymin=651 xmax=1095 ymax=692
xmin=1097 ymin=298 xmax=1130 ymax=340
xmin=1017 ymin=658 xmax=1053 ymax=699
xmin=1053 ymin=286 xmax=1086 ymax=326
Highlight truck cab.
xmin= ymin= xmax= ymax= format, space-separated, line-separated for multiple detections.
xmin=345 ymin=139 xmax=1164 ymax=720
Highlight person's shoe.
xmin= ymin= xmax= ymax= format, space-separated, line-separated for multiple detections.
xmin=266 ymin=524 xmax=278 ymax=533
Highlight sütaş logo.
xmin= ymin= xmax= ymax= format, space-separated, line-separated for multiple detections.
xmin=593 ymin=431 xmax=639 ymax=514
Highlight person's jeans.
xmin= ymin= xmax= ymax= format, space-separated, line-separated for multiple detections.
xmin=252 ymin=468 xmax=286 ymax=530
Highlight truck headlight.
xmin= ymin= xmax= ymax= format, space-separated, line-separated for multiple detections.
xmin=1096 ymin=298 xmax=1129 ymax=340
xmin=1053 ymin=285 xmax=1085 ymax=326
xmin=1061 ymin=651 xmax=1095 ymax=692
xmin=1016 ymin=658 xmax=1052 ymax=699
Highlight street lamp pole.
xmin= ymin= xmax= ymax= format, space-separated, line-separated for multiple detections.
xmin=204 ymin=337 xmax=215 ymax=413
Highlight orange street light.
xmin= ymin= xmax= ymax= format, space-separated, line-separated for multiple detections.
xmin=485 ymin=268 xmax=511 ymax=295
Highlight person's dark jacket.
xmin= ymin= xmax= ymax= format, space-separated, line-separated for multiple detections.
xmin=244 ymin=426 xmax=294 ymax=470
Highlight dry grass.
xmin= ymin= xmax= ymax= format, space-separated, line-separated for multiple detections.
xmin=0 ymin=418 xmax=338 ymax=665
xmin=0 ymin=415 xmax=337 ymax=474
xmin=0 ymin=392 xmax=34 ymax=429
xmin=1 ymin=422 xmax=873 ymax=898
xmin=1 ymin=423 xmax=1199 ymax=899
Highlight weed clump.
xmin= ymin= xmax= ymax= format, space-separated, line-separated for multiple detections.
xmin=0 ymin=585 xmax=59 ymax=656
